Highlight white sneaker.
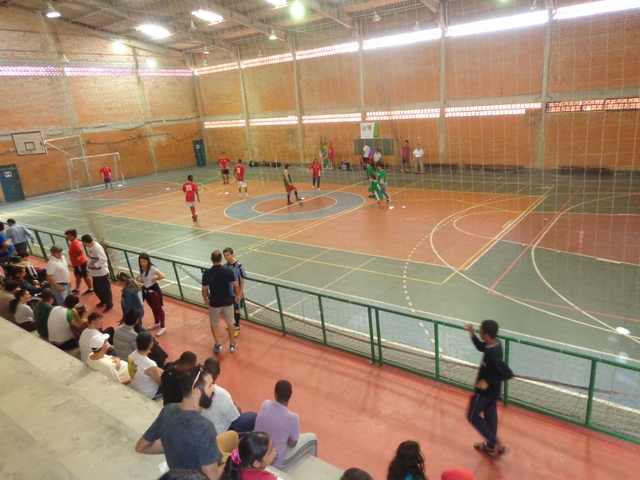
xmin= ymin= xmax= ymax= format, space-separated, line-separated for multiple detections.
xmin=246 ymin=194 xmax=251 ymax=198
xmin=148 ymin=323 xmax=161 ymax=330
xmin=156 ymin=327 xmax=166 ymax=336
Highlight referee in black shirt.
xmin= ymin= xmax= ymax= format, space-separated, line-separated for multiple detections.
xmin=464 ymin=320 xmax=513 ymax=458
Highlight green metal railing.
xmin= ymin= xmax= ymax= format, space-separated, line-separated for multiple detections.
xmin=24 ymin=225 xmax=640 ymax=444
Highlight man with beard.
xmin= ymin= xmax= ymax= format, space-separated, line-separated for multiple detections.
xmin=136 ymin=365 xmax=222 ymax=480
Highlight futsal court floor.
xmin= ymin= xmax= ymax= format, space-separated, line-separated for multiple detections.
xmin=2 ymin=164 xmax=639 ymax=369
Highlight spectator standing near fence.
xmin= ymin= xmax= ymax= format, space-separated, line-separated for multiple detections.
xmin=136 ymin=253 xmax=166 ymax=336
xmin=81 ymin=234 xmax=113 ymax=312
xmin=65 ymin=229 xmax=93 ymax=295
xmin=464 ymin=320 xmax=513 ymax=458
xmin=4 ymin=219 xmax=35 ymax=253
xmin=223 ymin=247 xmax=246 ymax=337
xmin=202 ymin=250 xmax=241 ymax=354
xmin=46 ymin=245 xmax=72 ymax=306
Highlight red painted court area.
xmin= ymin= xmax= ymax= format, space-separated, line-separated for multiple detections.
xmin=504 ymin=212 xmax=640 ymax=265
xmin=98 ymin=181 xmax=544 ymax=269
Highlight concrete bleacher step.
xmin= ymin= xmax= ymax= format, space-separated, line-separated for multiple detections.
xmin=2 ymin=320 xmax=346 ymax=480
xmin=0 ymin=319 xmax=163 ymax=480
xmin=270 ymin=455 xmax=344 ymax=480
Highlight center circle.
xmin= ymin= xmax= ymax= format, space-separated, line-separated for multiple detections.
xmin=254 ymin=195 xmax=337 ymax=214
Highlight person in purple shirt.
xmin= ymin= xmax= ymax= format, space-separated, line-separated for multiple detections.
xmin=254 ymin=380 xmax=317 ymax=468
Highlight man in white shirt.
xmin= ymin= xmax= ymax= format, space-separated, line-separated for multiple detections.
xmin=201 ymin=357 xmax=257 ymax=436
xmin=46 ymin=245 xmax=72 ymax=306
xmin=81 ymin=234 xmax=113 ymax=311
xmin=413 ymin=143 xmax=425 ymax=174
xmin=128 ymin=332 xmax=163 ymax=399
xmin=79 ymin=312 xmax=115 ymax=363
xmin=362 ymin=144 xmax=371 ymax=171
xmin=48 ymin=295 xmax=82 ymax=350
xmin=87 ymin=334 xmax=130 ymax=384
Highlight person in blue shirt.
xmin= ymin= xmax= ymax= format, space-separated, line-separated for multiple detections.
xmin=4 ymin=218 xmax=35 ymax=253
xmin=0 ymin=221 xmax=16 ymax=260
xmin=386 ymin=440 xmax=428 ymax=480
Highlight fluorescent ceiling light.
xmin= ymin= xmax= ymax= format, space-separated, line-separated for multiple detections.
xmin=266 ymin=0 xmax=288 ymax=7
xmin=447 ymin=11 xmax=548 ymax=37
xmin=46 ymin=2 xmax=61 ymax=18
xmin=363 ymin=28 xmax=442 ymax=50
xmin=191 ymin=9 xmax=224 ymax=24
xmin=554 ymin=0 xmax=640 ymax=20
xmin=269 ymin=28 xmax=277 ymax=40
xmin=291 ymin=1 xmax=305 ymax=19
xmin=137 ymin=24 xmax=172 ymax=39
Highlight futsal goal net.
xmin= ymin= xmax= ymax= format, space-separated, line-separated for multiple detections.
xmin=67 ymin=152 xmax=125 ymax=192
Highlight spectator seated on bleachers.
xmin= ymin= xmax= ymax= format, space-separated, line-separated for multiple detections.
xmin=79 ymin=312 xmax=115 ymax=363
xmin=128 ymin=332 xmax=163 ymax=399
xmin=441 ymin=469 xmax=473 ymax=480
xmin=255 ymin=380 xmax=318 ymax=469
xmin=161 ymin=351 xmax=198 ymax=406
xmin=47 ymin=294 xmax=83 ymax=350
xmin=202 ymin=357 xmax=258 ymax=437
xmin=0 ymin=280 xmax=21 ymax=322
xmin=16 ymin=250 xmax=47 ymax=284
xmin=115 ymin=311 xmax=168 ymax=368
xmin=219 ymin=431 xmax=286 ymax=480
xmin=34 ymin=288 xmax=55 ymax=340
xmin=87 ymin=333 xmax=130 ymax=385
xmin=158 ymin=470 xmax=207 ymax=480
xmin=118 ymin=272 xmax=145 ymax=320
xmin=10 ymin=288 xmax=37 ymax=332
xmin=8 ymin=265 xmax=43 ymax=296
xmin=387 ymin=440 xmax=428 ymax=480
xmin=341 ymin=468 xmax=374 ymax=480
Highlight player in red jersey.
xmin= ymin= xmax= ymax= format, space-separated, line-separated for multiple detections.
xmin=307 ymin=158 xmax=323 ymax=190
xmin=234 ymin=159 xmax=250 ymax=200
xmin=182 ymin=175 xmax=200 ymax=221
xmin=218 ymin=152 xmax=231 ymax=185
xmin=99 ymin=163 xmax=113 ymax=189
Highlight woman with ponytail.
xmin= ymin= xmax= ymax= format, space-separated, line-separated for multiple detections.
xmin=10 ymin=288 xmax=36 ymax=332
xmin=221 ymin=432 xmax=286 ymax=480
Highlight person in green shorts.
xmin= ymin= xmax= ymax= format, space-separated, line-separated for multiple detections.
xmin=370 ymin=174 xmax=383 ymax=208
xmin=284 ymin=164 xmax=303 ymax=205
xmin=376 ymin=162 xmax=390 ymax=202
xmin=366 ymin=163 xmax=376 ymax=198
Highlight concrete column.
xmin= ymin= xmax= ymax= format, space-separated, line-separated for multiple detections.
xmin=536 ymin=7 xmax=554 ymax=169
xmin=236 ymin=47 xmax=253 ymax=163
xmin=192 ymin=55 xmax=211 ymax=165
xmin=438 ymin=9 xmax=447 ymax=165
xmin=133 ymin=48 xmax=158 ymax=173
xmin=358 ymin=21 xmax=365 ymax=120
xmin=290 ymin=44 xmax=305 ymax=165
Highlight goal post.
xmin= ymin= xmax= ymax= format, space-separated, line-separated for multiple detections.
xmin=67 ymin=152 xmax=125 ymax=191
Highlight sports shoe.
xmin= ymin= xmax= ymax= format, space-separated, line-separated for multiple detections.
xmin=234 ymin=326 xmax=240 ymax=337
xmin=148 ymin=323 xmax=161 ymax=330
xmin=246 ymin=194 xmax=251 ymax=198
xmin=156 ymin=327 xmax=166 ymax=336
xmin=96 ymin=302 xmax=106 ymax=307
xmin=214 ymin=344 xmax=223 ymax=353
xmin=82 ymin=289 xmax=94 ymax=295
xmin=298 ymin=199 xmax=303 ymax=205
xmin=287 ymin=201 xmax=294 ymax=205
xmin=71 ymin=289 xmax=80 ymax=293
xmin=230 ymin=342 xmax=237 ymax=353
xmin=103 ymin=304 xmax=114 ymax=312
xmin=192 ymin=215 xmax=198 ymax=222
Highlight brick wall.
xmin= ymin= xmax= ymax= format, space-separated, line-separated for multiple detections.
xmin=298 ymin=53 xmax=360 ymax=111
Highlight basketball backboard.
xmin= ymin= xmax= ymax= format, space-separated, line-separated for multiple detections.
xmin=11 ymin=131 xmax=47 ymax=156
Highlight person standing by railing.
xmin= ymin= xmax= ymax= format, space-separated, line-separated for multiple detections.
xmin=81 ymin=234 xmax=113 ymax=312
xmin=136 ymin=253 xmax=167 ymax=337
xmin=4 ymin=218 xmax=35 ymax=254
xmin=65 ymin=229 xmax=93 ymax=295
xmin=464 ymin=320 xmax=513 ymax=459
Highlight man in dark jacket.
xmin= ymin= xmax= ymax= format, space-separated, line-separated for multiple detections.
xmin=464 ymin=320 xmax=513 ymax=458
